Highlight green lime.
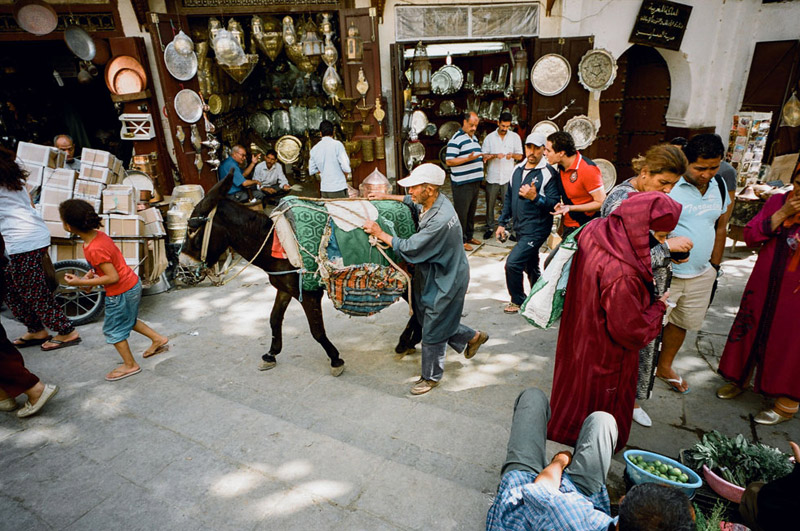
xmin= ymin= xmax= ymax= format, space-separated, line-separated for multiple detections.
xmin=671 ymin=467 xmax=682 ymax=476
xmin=654 ymin=460 xmax=662 ymax=467
xmin=680 ymin=474 xmax=689 ymax=483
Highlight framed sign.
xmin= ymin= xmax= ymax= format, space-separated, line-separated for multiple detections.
xmin=629 ymin=0 xmax=692 ymax=51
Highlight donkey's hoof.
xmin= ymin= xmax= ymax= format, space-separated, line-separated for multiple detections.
xmin=258 ymin=359 xmax=276 ymax=371
xmin=330 ymin=364 xmax=345 ymax=377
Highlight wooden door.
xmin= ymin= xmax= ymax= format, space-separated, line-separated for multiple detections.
xmin=147 ymin=11 xmax=217 ymax=191
xmin=339 ymin=8 xmax=385 ymax=188
xmin=594 ymin=44 xmax=670 ymax=182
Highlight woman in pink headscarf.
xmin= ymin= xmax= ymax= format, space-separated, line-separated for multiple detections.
xmin=548 ymin=192 xmax=682 ymax=452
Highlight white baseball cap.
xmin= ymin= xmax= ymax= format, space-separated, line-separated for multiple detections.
xmin=525 ymin=132 xmax=547 ymax=146
xmin=397 ymin=163 xmax=446 ymax=187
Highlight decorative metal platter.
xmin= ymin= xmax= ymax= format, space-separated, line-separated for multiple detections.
xmin=431 ymin=71 xmax=452 ymax=95
xmin=437 ymin=100 xmax=457 ymax=117
xmin=271 ymin=110 xmax=291 ymax=137
xmin=403 ymin=140 xmax=426 ymax=171
xmin=422 ymin=122 xmax=437 ymax=137
xmin=275 ymin=135 xmax=302 ymax=164
xmin=577 ymin=48 xmax=617 ymax=93
xmin=564 ymin=114 xmax=597 ymax=150
xmin=530 ymin=53 xmax=571 ymax=97
xmin=531 ymin=119 xmax=559 ymax=138
xmin=248 ymin=112 xmax=272 ymax=137
xmin=173 ymin=89 xmax=203 ymax=123
xmin=164 ymin=41 xmax=198 ymax=81
xmin=207 ymin=94 xmax=223 ymax=115
xmin=410 ymin=110 xmax=429 ymax=136
xmin=593 ymin=158 xmax=618 ymax=192
xmin=441 ymin=64 xmax=463 ymax=92
xmin=438 ymin=120 xmax=461 ymax=142
xmin=488 ymin=100 xmax=503 ymax=122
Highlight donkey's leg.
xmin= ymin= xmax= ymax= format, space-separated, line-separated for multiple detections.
xmin=299 ymin=292 xmax=344 ymax=377
xmin=259 ymin=289 xmax=292 ymax=371
xmin=395 ymin=314 xmax=423 ymax=355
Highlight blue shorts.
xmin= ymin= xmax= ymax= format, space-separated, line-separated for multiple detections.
xmin=103 ymin=280 xmax=142 ymax=344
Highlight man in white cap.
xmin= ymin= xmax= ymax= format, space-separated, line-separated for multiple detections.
xmin=496 ymin=132 xmax=559 ymax=314
xmin=363 ymin=163 xmax=489 ymax=395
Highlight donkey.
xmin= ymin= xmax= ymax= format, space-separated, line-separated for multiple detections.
xmin=180 ymin=172 xmax=422 ymax=376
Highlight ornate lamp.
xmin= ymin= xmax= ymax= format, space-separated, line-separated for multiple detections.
xmin=411 ymin=42 xmax=431 ymax=94
xmin=345 ymin=23 xmax=364 ymax=64
xmin=512 ymin=47 xmax=528 ymax=97
xmin=301 ymin=21 xmax=324 ymax=57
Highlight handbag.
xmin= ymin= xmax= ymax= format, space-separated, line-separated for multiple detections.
xmin=520 ymin=223 xmax=589 ymax=329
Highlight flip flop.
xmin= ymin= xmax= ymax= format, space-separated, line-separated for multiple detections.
xmin=658 ymin=375 xmax=690 ymax=394
xmin=143 ymin=344 xmax=169 ymax=359
xmin=40 ymin=337 xmax=82 ymax=352
xmin=13 ymin=335 xmax=52 ymax=348
xmin=105 ymin=367 xmax=142 ymax=382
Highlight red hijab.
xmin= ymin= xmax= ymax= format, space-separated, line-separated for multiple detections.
xmin=581 ymin=191 xmax=682 ymax=283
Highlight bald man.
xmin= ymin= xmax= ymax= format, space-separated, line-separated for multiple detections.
xmin=54 ymin=135 xmax=81 ymax=171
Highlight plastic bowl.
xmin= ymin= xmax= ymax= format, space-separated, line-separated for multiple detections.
xmin=623 ymin=450 xmax=703 ymax=499
xmin=702 ymin=465 xmax=745 ymax=503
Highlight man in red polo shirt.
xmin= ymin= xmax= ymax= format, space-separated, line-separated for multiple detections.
xmin=544 ymin=132 xmax=606 ymax=237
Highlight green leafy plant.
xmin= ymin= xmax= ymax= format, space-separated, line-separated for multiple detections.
xmin=694 ymin=500 xmax=726 ymax=531
xmin=684 ymin=430 xmax=793 ymax=488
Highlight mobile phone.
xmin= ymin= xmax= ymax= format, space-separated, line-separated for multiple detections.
xmin=671 ymin=250 xmax=690 ymax=261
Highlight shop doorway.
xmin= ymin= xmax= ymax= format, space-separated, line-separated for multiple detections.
xmin=0 ymin=41 xmax=126 ymax=159
xmin=593 ymin=44 xmax=671 ymax=181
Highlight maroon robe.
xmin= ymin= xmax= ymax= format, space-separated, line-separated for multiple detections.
xmin=718 ymin=191 xmax=800 ymax=402
xmin=548 ymin=193 xmax=681 ymax=452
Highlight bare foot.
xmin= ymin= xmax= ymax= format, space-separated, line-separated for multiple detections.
xmin=143 ymin=338 xmax=169 ymax=358
xmin=655 ymin=367 xmax=689 ymax=393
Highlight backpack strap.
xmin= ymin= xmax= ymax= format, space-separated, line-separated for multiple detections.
xmin=713 ymin=174 xmax=728 ymax=229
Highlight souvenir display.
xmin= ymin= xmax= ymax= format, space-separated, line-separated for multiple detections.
xmin=726 ymin=112 xmax=773 ymax=186
xmin=592 ymin=158 xmax=618 ymax=192
xmin=531 ymin=120 xmax=559 ymax=137
xmin=174 ymin=89 xmax=203 ymax=124
xmin=577 ymin=48 xmax=617 ymax=93
xmin=275 ymin=135 xmax=302 ymax=164
xmin=164 ymin=41 xmax=198 ymax=81
xmin=563 ymin=115 xmax=597 ymax=150
xmin=251 ymin=16 xmax=283 ymax=61
xmin=530 ymin=53 xmax=571 ymax=96
xmin=431 ymin=71 xmax=452 ymax=96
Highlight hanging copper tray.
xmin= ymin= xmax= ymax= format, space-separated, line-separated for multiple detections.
xmin=530 ymin=53 xmax=571 ymax=97
xmin=577 ymin=48 xmax=617 ymax=93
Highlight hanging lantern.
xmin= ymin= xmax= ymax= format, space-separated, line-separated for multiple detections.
xmin=512 ymin=48 xmax=528 ymax=97
xmin=345 ymin=23 xmax=364 ymax=64
xmin=301 ymin=21 xmax=324 ymax=57
xmin=782 ymin=91 xmax=800 ymax=128
xmin=411 ymin=42 xmax=431 ymax=95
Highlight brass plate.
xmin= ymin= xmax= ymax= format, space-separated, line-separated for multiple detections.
xmin=275 ymin=135 xmax=302 ymax=164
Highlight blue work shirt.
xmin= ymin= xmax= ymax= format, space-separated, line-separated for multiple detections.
xmin=486 ymin=469 xmax=616 ymax=531
xmin=498 ymin=158 xmax=559 ymax=239
xmin=218 ymin=156 xmax=246 ymax=194
xmin=668 ymin=176 xmax=730 ymax=278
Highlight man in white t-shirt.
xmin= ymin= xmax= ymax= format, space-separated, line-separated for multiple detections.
xmin=481 ymin=112 xmax=523 ymax=239
xmin=252 ymin=149 xmax=290 ymax=204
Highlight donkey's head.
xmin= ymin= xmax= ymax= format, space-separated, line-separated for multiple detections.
xmin=180 ymin=169 xmax=234 ymax=267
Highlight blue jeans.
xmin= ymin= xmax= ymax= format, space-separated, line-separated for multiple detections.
xmin=505 ymin=234 xmax=547 ymax=306
xmin=421 ymin=324 xmax=476 ymax=381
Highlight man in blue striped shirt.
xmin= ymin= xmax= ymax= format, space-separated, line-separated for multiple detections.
xmin=446 ymin=111 xmax=484 ymax=251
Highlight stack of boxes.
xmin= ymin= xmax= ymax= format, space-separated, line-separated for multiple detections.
xmin=16 ymin=142 xmax=167 ymax=269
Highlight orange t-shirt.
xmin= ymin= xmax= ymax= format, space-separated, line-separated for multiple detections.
xmin=83 ymin=231 xmax=139 ymax=296
xmin=559 ymin=152 xmax=604 ymax=227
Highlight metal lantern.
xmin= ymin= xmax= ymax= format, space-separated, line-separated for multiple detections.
xmin=301 ymin=22 xmax=324 ymax=57
xmin=411 ymin=42 xmax=431 ymax=94
xmin=513 ymin=48 xmax=528 ymax=97
xmin=345 ymin=23 xmax=363 ymax=64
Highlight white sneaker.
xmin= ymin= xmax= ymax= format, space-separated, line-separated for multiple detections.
xmin=632 ymin=407 xmax=652 ymax=427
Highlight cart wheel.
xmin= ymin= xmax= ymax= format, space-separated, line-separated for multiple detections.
xmin=53 ymin=260 xmax=105 ymax=326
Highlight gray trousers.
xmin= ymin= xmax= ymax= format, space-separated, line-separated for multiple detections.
xmin=501 ymin=388 xmax=618 ymax=496
xmin=421 ymin=324 xmax=475 ymax=382
xmin=321 ymin=189 xmax=348 ymax=199
xmin=485 ymin=183 xmax=507 ymax=230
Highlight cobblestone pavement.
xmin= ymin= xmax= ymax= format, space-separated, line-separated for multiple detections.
xmin=2 ymin=237 xmax=798 ymax=530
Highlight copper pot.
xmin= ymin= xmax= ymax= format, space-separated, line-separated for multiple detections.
xmin=140 ymin=189 xmax=153 ymax=202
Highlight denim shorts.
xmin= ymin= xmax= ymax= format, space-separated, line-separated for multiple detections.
xmin=103 ymin=280 xmax=142 ymax=344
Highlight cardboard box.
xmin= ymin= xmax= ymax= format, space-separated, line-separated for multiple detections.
xmin=74 ymin=179 xmax=105 ymax=198
xmin=81 ymin=148 xmax=118 ymax=170
xmin=103 ymin=185 xmax=135 ymax=214
xmin=144 ymin=220 xmax=166 ymax=236
xmin=120 ymin=241 xmax=143 ymax=267
xmin=20 ymin=162 xmax=44 ymax=188
xmin=49 ymin=243 xmax=84 ymax=262
xmin=79 ymin=163 xmax=116 ymax=185
xmin=73 ymin=193 xmax=102 ymax=214
xmin=105 ymin=214 xmax=143 ymax=237
xmin=44 ymin=220 xmax=70 ymax=238
xmin=17 ymin=141 xmax=64 ymax=169
xmin=139 ymin=207 xmax=163 ymax=224
xmin=38 ymin=203 xmax=63 ymax=222
xmin=43 ymin=168 xmax=76 ymax=191
xmin=40 ymin=186 xmax=72 ymax=206
xmin=113 ymin=157 xmax=123 ymax=176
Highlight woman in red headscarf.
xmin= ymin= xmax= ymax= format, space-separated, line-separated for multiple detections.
xmin=716 ymin=163 xmax=800 ymax=425
xmin=548 ymin=192 xmax=682 ymax=452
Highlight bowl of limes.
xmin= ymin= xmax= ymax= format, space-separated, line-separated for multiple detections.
xmin=623 ymin=450 xmax=703 ymax=499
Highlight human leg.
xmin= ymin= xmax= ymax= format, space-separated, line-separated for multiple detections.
xmin=0 ymin=324 xmax=40 ymax=398
xmin=446 ymin=323 xmax=478 ymax=354
xmin=420 ymin=341 xmax=447 ymax=382
xmin=485 ymin=183 xmax=500 ymax=231
xmin=3 ymin=252 xmax=47 ymax=337
xmin=464 ymin=181 xmax=479 ymax=242
xmin=656 ymin=323 xmax=688 ymax=391
xmin=505 ymin=244 xmax=529 ymax=307
xmin=107 ymin=339 xmax=141 ymax=381
xmin=321 ymin=189 xmax=348 ymax=199
xmin=451 ymin=181 xmax=470 ymax=243
xmin=135 ymin=321 xmax=169 ymax=358
xmin=501 ymin=387 xmax=551 ymax=475
xmin=566 ymin=411 xmax=618 ymax=496
xmin=102 ymin=283 xmax=142 ymax=379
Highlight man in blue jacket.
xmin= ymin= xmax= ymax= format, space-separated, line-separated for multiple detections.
xmin=496 ymin=132 xmax=559 ymax=314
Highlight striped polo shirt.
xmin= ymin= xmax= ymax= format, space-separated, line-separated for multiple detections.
xmin=446 ymin=129 xmax=484 ymax=185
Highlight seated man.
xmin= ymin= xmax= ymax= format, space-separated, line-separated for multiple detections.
xmin=253 ymin=149 xmax=291 ymax=204
xmin=218 ymin=144 xmax=263 ymax=204
xmin=487 ymin=387 xmax=695 ymax=531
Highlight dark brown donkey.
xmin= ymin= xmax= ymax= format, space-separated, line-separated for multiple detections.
xmin=181 ymin=172 xmax=422 ymax=376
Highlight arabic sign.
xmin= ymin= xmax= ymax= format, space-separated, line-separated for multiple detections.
xmin=629 ymin=0 xmax=692 ymax=51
